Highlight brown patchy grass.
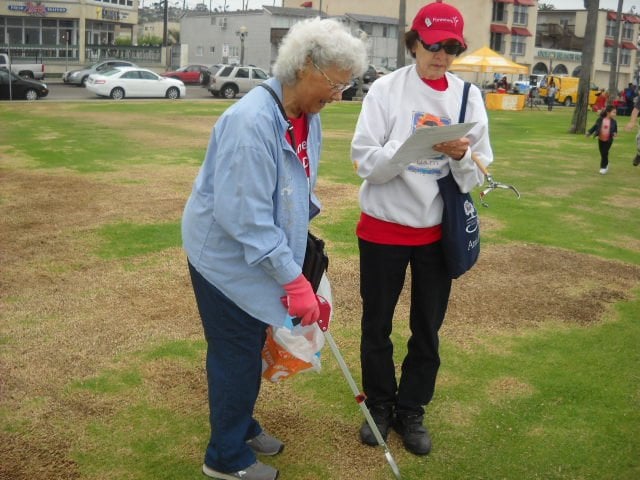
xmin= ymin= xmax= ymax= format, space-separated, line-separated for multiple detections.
xmin=2 ymin=154 xmax=639 ymax=480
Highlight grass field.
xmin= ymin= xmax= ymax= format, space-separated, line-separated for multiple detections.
xmin=1 ymin=100 xmax=639 ymax=480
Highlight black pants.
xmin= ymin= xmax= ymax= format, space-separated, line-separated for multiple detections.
xmin=598 ymin=139 xmax=613 ymax=169
xmin=358 ymin=238 xmax=452 ymax=416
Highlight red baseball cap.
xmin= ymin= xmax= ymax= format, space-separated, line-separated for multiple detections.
xmin=411 ymin=2 xmax=466 ymax=48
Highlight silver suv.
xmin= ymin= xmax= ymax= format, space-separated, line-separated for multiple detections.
xmin=63 ymin=59 xmax=137 ymax=86
xmin=207 ymin=65 xmax=269 ymax=99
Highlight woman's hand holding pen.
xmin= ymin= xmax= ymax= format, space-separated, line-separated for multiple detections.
xmin=433 ymin=137 xmax=470 ymax=161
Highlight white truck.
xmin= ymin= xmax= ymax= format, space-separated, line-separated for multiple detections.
xmin=0 ymin=53 xmax=45 ymax=80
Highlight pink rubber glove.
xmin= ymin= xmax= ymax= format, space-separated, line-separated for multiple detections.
xmin=283 ymin=274 xmax=320 ymax=326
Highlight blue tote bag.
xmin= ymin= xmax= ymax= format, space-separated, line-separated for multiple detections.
xmin=437 ymin=82 xmax=480 ymax=279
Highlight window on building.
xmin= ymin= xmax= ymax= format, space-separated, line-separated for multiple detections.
xmin=622 ymin=22 xmax=633 ymax=40
xmin=210 ymin=46 xmax=215 ymax=54
xmin=86 ymin=21 xmax=115 ymax=45
xmin=603 ymin=46 xmax=614 ymax=64
xmin=360 ymin=23 xmax=373 ymax=36
xmin=490 ymin=33 xmax=505 ymax=53
xmin=492 ymin=2 xmax=507 ymax=23
xmin=42 ymin=28 xmax=57 ymax=45
xmin=196 ymin=46 xmax=204 ymax=56
xmin=7 ymin=27 xmax=23 ymax=44
xmin=382 ymin=25 xmax=398 ymax=39
xmin=620 ymin=48 xmax=631 ymax=66
xmin=513 ymin=6 xmax=528 ymax=25
xmin=605 ymin=19 xmax=626 ymax=38
xmin=511 ymin=35 xmax=526 ymax=56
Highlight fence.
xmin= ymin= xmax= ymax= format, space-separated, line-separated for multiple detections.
xmin=0 ymin=44 xmax=162 ymax=64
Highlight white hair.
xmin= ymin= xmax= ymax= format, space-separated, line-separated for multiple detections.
xmin=272 ymin=17 xmax=368 ymax=85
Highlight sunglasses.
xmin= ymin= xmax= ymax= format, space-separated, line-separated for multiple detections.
xmin=419 ymin=40 xmax=466 ymax=56
xmin=312 ymin=62 xmax=352 ymax=93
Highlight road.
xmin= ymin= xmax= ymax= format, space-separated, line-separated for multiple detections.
xmin=41 ymin=79 xmax=221 ymax=101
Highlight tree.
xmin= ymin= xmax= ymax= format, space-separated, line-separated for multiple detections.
xmin=607 ymin=0 xmax=624 ymax=101
xmin=570 ymin=0 xmax=599 ymax=133
xmin=538 ymin=3 xmax=556 ymax=10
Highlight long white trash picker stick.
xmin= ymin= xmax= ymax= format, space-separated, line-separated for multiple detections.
xmin=314 ymin=275 xmax=402 ymax=480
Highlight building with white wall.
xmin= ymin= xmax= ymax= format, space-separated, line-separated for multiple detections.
xmin=180 ymin=6 xmax=399 ymax=72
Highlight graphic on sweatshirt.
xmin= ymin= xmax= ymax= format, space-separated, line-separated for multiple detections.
xmin=408 ymin=111 xmax=451 ymax=171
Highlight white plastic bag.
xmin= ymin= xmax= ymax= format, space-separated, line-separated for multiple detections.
xmin=261 ymin=274 xmax=332 ymax=383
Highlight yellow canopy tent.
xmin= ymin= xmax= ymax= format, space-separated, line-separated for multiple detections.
xmin=451 ymin=46 xmax=528 ymax=74
xmin=452 ymin=47 xmax=529 ymax=111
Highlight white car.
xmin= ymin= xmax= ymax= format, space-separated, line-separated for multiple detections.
xmin=207 ymin=65 xmax=269 ymax=99
xmin=86 ymin=67 xmax=186 ymax=100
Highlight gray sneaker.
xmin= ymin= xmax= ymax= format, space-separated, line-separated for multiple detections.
xmin=633 ymin=154 xmax=640 ymax=166
xmin=246 ymin=431 xmax=284 ymax=456
xmin=202 ymin=461 xmax=278 ymax=480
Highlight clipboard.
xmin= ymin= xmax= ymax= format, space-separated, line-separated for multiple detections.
xmin=390 ymin=122 xmax=477 ymax=167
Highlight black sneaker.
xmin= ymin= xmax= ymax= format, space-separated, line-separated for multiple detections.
xmin=392 ymin=414 xmax=432 ymax=456
xmin=633 ymin=154 xmax=640 ymax=166
xmin=359 ymin=404 xmax=393 ymax=446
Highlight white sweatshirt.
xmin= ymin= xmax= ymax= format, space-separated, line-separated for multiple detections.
xmin=351 ymin=65 xmax=493 ymax=229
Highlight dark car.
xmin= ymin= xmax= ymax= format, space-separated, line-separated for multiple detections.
xmin=362 ymin=64 xmax=378 ymax=84
xmin=341 ymin=78 xmax=370 ymax=101
xmin=199 ymin=63 xmax=224 ymax=86
xmin=0 ymin=67 xmax=49 ymax=100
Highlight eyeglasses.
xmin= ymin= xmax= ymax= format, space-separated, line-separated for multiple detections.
xmin=419 ymin=40 xmax=466 ymax=56
xmin=312 ymin=62 xmax=352 ymax=93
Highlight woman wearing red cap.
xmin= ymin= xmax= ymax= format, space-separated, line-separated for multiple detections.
xmin=351 ymin=2 xmax=493 ymax=456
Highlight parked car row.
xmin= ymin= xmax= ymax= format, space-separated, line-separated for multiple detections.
xmin=2 ymin=61 xmax=393 ymax=101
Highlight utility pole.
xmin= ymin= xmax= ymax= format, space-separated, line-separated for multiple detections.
xmin=396 ymin=0 xmax=406 ymax=68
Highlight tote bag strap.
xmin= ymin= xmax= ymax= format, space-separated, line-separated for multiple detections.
xmin=259 ymin=83 xmax=296 ymax=149
xmin=459 ymin=81 xmax=471 ymax=123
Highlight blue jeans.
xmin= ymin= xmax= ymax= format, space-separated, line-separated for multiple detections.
xmin=188 ymin=261 xmax=268 ymax=472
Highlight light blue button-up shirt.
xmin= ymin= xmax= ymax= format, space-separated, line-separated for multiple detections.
xmin=182 ymin=78 xmax=322 ymax=327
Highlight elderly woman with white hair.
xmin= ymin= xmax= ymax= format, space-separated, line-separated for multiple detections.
xmin=182 ymin=17 xmax=367 ymax=480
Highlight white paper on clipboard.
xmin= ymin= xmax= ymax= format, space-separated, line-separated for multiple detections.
xmin=390 ymin=122 xmax=477 ymax=168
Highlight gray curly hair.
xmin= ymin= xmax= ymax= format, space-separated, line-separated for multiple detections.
xmin=272 ymin=17 xmax=368 ymax=85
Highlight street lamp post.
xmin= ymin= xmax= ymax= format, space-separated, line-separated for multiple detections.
xmin=63 ymin=30 xmax=70 ymax=73
xmin=237 ymin=25 xmax=248 ymax=66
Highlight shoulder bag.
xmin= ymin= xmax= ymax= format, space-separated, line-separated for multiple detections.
xmin=259 ymin=83 xmax=329 ymax=291
xmin=436 ymin=81 xmax=480 ymax=279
